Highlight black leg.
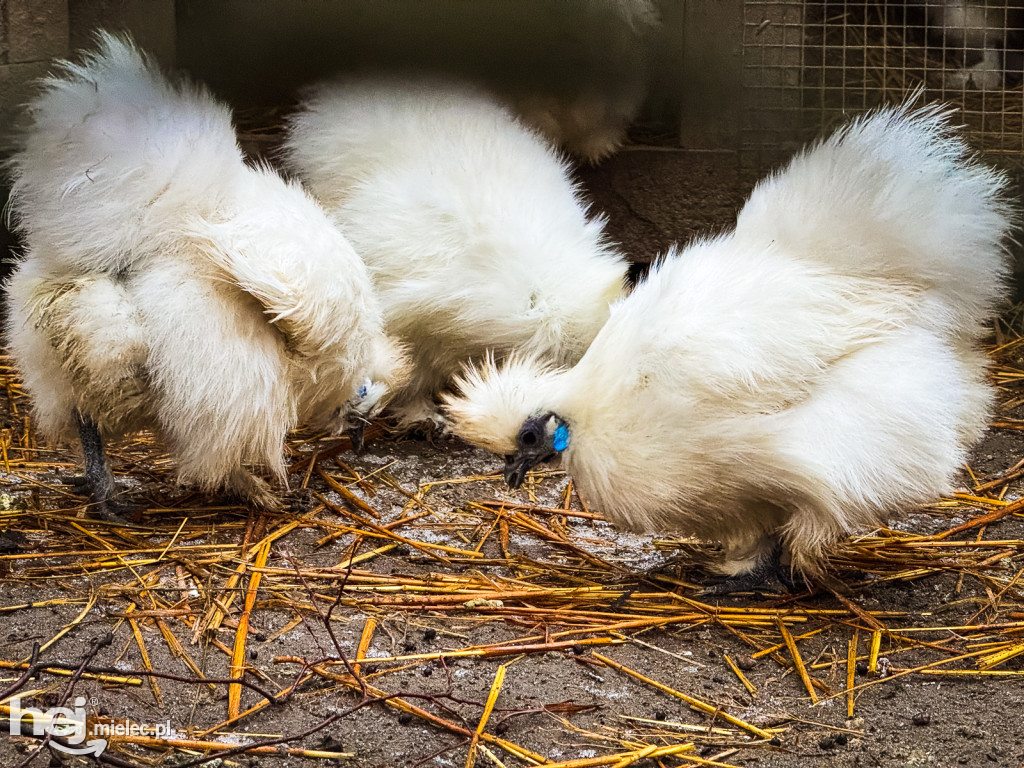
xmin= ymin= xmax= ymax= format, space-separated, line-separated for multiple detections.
xmin=699 ymin=542 xmax=797 ymax=597
xmin=609 ymin=542 xmax=801 ymax=610
xmin=74 ymin=411 xmax=126 ymax=521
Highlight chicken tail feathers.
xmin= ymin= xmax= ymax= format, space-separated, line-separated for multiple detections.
xmin=736 ymin=98 xmax=1015 ymax=337
xmin=7 ymin=31 xmax=241 ymax=272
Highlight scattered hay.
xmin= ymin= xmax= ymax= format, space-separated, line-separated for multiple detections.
xmin=0 ymin=323 xmax=1022 ymax=766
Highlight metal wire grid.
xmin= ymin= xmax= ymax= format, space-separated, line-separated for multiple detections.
xmin=740 ymin=1 xmax=1024 ymax=169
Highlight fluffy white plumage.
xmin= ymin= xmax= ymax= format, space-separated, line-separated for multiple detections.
xmin=4 ymin=33 xmax=407 ymax=510
xmin=283 ymin=75 xmax=627 ymax=427
xmin=507 ymin=0 xmax=661 ymax=162
xmin=445 ymin=102 xmax=1013 ymax=579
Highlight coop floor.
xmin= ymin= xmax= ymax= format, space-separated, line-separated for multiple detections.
xmin=1 ymin=149 xmax=1023 ymax=768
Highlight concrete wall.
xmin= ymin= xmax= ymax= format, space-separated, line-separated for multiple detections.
xmin=0 ymin=0 xmax=69 ymax=151
xmin=0 ymin=0 xmax=70 ymax=269
xmin=0 ymin=0 xmax=174 ymax=269
xmin=678 ymin=0 xmax=744 ymax=149
xmin=175 ymin=0 xmax=673 ymax=128
xmin=0 ymin=0 xmax=175 ymax=144
xmin=0 ymin=0 xmax=748 ymax=264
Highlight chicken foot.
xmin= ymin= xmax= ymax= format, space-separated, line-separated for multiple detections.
xmin=698 ymin=542 xmax=798 ymax=597
xmin=67 ymin=411 xmax=135 ymax=521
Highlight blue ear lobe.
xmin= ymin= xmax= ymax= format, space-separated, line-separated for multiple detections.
xmin=357 ymin=384 xmax=368 ymax=398
xmin=553 ymin=424 xmax=570 ymax=452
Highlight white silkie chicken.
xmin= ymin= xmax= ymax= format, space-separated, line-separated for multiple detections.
xmin=445 ymin=102 xmax=1013 ymax=590
xmin=5 ymin=33 xmax=408 ymax=517
xmin=507 ymin=0 xmax=661 ymax=163
xmin=282 ymin=76 xmax=627 ymax=428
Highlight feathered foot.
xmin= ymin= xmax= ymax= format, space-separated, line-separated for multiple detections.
xmin=68 ymin=412 xmax=137 ymax=522
xmin=388 ymin=398 xmax=449 ymax=437
xmin=223 ymin=468 xmax=282 ymax=512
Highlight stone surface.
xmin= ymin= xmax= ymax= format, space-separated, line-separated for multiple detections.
xmin=7 ymin=0 xmax=68 ymax=64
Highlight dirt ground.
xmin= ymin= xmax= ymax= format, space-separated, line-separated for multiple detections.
xmin=1 ymin=148 xmax=1023 ymax=768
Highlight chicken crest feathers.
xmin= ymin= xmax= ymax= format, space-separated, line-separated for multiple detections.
xmin=443 ymin=354 xmax=565 ymax=455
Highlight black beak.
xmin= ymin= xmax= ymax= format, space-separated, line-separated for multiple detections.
xmin=346 ymin=423 xmax=366 ymax=454
xmin=503 ymin=450 xmax=554 ymax=489
xmin=504 ymin=455 xmax=529 ymax=489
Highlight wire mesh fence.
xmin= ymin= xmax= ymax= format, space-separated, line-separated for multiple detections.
xmin=740 ymin=1 xmax=1024 ymax=169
